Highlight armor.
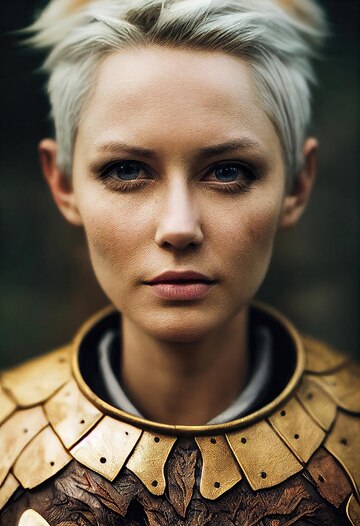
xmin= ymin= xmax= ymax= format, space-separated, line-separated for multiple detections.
xmin=0 ymin=303 xmax=359 ymax=525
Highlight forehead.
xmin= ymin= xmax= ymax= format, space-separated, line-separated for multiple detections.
xmin=78 ymin=46 xmax=280 ymax=155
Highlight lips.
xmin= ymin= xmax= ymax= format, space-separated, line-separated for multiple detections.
xmin=145 ymin=271 xmax=216 ymax=300
xmin=146 ymin=271 xmax=215 ymax=285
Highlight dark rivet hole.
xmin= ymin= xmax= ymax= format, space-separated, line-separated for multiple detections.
xmin=100 ymin=457 xmax=107 ymax=464
xmin=210 ymin=438 xmax=216 ymax=444
xmin=50 ymin=461 xmax=55 ymax=467
xmin=125 ymin=431 xmax=129 ymax=436
xmin=214 ymin=482 xmax=220 ymax=488
xmin=318 ymin=475 xmax=325 ymax=483
xmin=151 ymin=480 xmax=158 ymax=487
xmin=58 ymin=357 xmax=66 ymax=363
xmin=154 ymin=437 xmax=160 ymax=443
xmin=294 ymin=434 xmax=300 ymax=440
xmin=80 ymin=419 xmax=85 ymax=424
xmin=241 ymin=437 xmax=247 ymax=444
xmin=280 ymin=410 xmax=286 ymax=417
xmin=340 ymin=438 xmax=348 ymax=446
xmin=306 ymin=392 xmax=313 ymax=400
xmin=23 ymin=429 xmax=28 ymax=434
xmin=261 ymin=472 xmax=267 ymax=479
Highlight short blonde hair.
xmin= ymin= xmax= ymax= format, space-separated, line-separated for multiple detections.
xmin=29 ymin=0 xmax=327 ymax=179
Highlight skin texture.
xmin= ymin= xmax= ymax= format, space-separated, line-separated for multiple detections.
xmin=40 ymin=47 xmax=317 ymax=424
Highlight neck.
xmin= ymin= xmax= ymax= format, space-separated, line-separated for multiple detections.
xmin=120 ymin=310 xmax=249 ymax=425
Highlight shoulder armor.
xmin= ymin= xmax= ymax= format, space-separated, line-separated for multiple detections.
xmin=0 ymin=347 xmax=73 ymax=509
xmin=302 ymin=335 xmax=348 ymax=374
xmin=301 ymin=336 xmax=360 ymax=508
xmin=1 ymin=346 xmax=72 ymax=408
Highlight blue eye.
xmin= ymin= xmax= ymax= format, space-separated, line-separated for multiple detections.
xmin=214 ymin=165 xmax=243 ymax=182
xmin=105 ymin=161 xmax=143 ymax=180
xmin=202 ymin=162 xmax=258 ymax=193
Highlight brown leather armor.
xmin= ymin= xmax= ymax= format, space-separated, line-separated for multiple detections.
xmin=0 ymin=303 xmax=359 ymax=525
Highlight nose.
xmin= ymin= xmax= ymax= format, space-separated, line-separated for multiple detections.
xmin=155 ymin=178 xmax=204 ymax=250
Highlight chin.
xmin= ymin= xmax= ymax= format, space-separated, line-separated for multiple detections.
xmin=156 ymin=326 xmax=211 ymax=343
xmin=153 ymin=328 xmax=214 ymax=344
xmin=139 ymin=309 xmax=232 ymax=343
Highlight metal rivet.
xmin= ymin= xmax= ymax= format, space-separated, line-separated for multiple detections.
xmin=210 ymin=438 xmax=216 ymax=444
xmin=154 ymin=437 xmax=160 ymax=443
xmin=151 ymin=480 xmax=158 ymax=487
xmin=100 ymin=457 xmax=107 ymax=464
xmin=214 ymin=482 xmax=220 ymax=488
xmin=241 ymin=437 xmax=247 ymax=444
xmin=280 ymin=410 xmax=286 ymax=417
xmin=261 ymin=471 xmax=267 ymax=479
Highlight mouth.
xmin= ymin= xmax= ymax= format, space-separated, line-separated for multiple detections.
xmin=144 ymin=271 xmax=216 ymax=300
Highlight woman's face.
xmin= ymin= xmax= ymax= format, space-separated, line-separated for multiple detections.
xmin=70 ymin=47 xmax=289 ymax=341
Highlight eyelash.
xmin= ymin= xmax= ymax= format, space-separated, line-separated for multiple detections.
xmin=98 ymin=176 xmax=148 ymax=193
xmin=96 ymin=160 xmax=259 ymax=194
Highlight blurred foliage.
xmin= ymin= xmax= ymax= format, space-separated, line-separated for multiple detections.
xmin=0 ymin=0 xmax=359 ymax=368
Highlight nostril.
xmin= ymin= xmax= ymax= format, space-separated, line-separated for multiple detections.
xmin=155 ymin=229 xmax=203 ymax=250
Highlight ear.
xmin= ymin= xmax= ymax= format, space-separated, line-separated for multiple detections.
xmin=39 ymin=139 xmax=83 ymax=226
xmin=279 ymin=137 xmax=318 ymax=230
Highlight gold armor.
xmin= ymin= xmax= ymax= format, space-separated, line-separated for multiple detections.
xmin=0 ymin=303 xmax=359 ymax=525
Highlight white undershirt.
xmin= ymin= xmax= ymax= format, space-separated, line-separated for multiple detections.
xmin=98 ymin=326 xmax=273 ymax=424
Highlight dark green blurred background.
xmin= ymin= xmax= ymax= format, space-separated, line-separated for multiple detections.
xmin=1 ymin=0 xmax=359 ymax=369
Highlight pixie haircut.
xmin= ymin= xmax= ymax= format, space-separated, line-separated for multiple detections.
xmin=29 ymin=0 xmax=326 ymax=180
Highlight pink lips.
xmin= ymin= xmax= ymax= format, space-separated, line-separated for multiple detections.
xmin=145 ymin=271 xmax=216 ymax=300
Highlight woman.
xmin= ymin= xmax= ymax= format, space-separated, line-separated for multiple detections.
xmin=0 ymin=0 xmax=359 ymax=524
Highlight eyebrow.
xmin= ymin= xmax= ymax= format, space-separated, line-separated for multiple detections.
xmin=197 ymin=138 xmax=265 ymax=159
xmin=95 ymin=142 xmax=156 ymax=159
xmin=94 ymin=138 xmax=265 ymax=160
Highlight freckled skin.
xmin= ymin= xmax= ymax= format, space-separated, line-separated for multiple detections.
xmin=72 ymin=46 xmax=287 ymax=343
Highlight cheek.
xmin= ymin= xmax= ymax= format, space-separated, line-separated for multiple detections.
xmin=210 ymin=195 xmax=282 ymax=292
xmin=213 ymin=196 xmax=281 ymax=256
xmin=246 ymin=198 xmax=281 ymax=249
xmin=77 ymin=193 xmax=153 ymax=271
